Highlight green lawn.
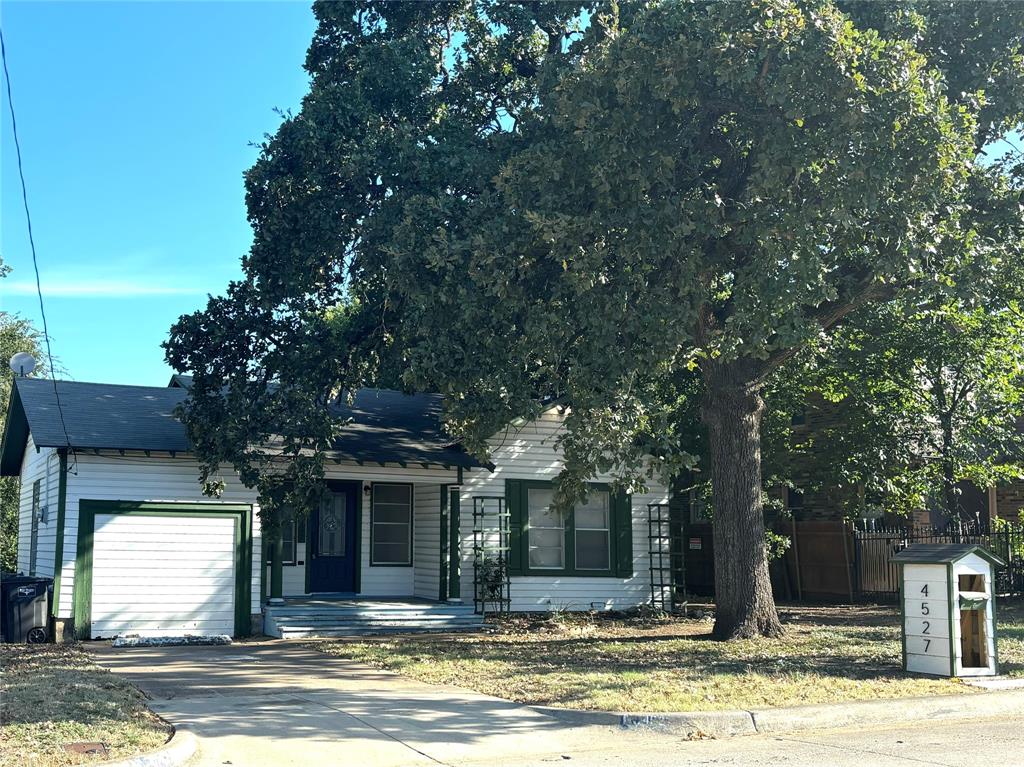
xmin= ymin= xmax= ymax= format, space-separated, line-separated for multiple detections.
xmin=0 ymin=644 xmax=170 ymax=767
xmin=312 ymin=600 xmax=1024 ymax=713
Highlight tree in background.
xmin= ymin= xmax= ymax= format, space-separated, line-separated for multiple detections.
xmin=166 ymin=1 xmax=1024 ymax=639
xmin=0 ymin=256 xmax=46 ymax=572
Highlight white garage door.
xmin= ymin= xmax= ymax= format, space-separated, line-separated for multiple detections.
xmin=91 ymin=514 xmax=237 ymax=638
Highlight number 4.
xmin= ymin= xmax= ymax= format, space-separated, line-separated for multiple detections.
xmin=920 ymin=584 xmax=928 ymax=597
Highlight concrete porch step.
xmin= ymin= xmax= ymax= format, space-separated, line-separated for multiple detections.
xmin=266 ymin=610 xmax=478 ymax=621
xmin=266 ymin=607 xmax=477 ymax=618
xmin=275 ymin=623 xmax=484 ymax=639
xmin=262 ymin=599 xmax=484 ymax=638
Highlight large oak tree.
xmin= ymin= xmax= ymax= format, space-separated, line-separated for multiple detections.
xmin=166 ymin=1 xmax=1024 ymax=639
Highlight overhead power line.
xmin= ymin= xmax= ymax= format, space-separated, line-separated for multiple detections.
xmin=1 ymin=26 xmax=76 ymax=469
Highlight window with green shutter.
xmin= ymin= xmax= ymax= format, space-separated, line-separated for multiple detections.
xmin=506 ymin=479 xmax=633 ymax=578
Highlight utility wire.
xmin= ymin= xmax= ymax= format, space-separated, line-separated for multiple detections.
xmin=1 ymin=27 xmax=76 ymax=470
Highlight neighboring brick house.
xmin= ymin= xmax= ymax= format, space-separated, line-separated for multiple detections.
xmin=995 ymin=484 xmax=1024 ymax=523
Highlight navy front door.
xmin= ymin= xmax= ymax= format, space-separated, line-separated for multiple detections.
xmin=309 ymin=482 xmax=359 ymax=593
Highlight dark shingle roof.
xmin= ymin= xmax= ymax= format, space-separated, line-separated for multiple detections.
xmin=1 ymin=377 xmax=483 ymax=475
xmin=890 ymin=543 xmax=1005 ymax=567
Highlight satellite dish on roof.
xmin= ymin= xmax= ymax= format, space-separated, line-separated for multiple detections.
xmin=9 ymin=352 xmax=37 ymax=377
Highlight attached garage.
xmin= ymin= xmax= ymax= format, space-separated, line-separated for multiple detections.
xmin=74 ymin=501 xmax=252 ymax=639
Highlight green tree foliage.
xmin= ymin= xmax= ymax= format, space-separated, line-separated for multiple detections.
xmin=779 ymin=299 xmax=1024 ymax=522
xmin=166 ymin=1 xmax=1024 ymax=639
xmin=0 ymin=256 xmax=46 ymax=572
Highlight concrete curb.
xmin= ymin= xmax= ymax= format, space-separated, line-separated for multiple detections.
xmin=95 ymin=727 xmax=197 ymax=767
xmin=534 ymin=688 xmax=1024 ymax=739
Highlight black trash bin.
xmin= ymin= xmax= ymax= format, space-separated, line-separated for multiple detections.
xmin=0 ymin=574 xmax=52 ymax=643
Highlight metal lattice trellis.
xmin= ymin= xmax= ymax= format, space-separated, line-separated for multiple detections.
xmin=648 ymin=502 xmax=685 ymax=612
xmin=472 ymin=496 xmax=511 ymax=615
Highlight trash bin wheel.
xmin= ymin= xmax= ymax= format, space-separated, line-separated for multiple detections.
xmin=26 ymin=627 xmax=48 ymax=644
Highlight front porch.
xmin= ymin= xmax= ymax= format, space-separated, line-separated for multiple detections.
xmin=263 ymin=597 xmax=482 ymax=638
xmin=262 ymin=478 xmax=464 ymax=605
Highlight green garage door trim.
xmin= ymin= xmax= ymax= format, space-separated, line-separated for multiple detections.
xmin=73 ymin=501 xmax=253 ymax=640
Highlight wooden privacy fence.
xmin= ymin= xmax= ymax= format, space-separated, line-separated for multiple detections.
xmin=679 ymin=519 xmax=1023 ymax=602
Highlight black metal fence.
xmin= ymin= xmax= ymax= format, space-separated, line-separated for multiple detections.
xmin=851 ymin=521 xmax=1024 ymax=600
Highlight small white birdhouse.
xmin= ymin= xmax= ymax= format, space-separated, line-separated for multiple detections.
xmin=891 ymin=543 xmax=1005 ymax=677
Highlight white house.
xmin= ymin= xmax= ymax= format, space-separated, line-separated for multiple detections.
xmin=1 ymin=376 xmax=671 ymax=640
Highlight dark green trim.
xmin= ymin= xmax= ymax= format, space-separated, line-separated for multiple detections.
xmin=506 ymin=479 xmax=628 ymax=578
xmin=0 ymin=383 xmax=28 ymax=477
xmin=507 ymin=479 xmax=525 ymax=575
xmin=368 ymin=482 xmax=414 ymax=567
xmin=270 ymin=530 xmax=284 ymax=599
xmin=439 ymin=485 xmax=449 ymax=601
xmin=304 ymin=514 xmax=312 ymax=594
xmin=449 ymin=486 xmax=461 ymax=599
xmin=73 ymin=500 xmax=252 ymax=640
xmin=51 ymin=450 xmax=68 ymax=616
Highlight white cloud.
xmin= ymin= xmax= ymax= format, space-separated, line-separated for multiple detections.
xmin=5 ymin=279 xmax=205 ymax=298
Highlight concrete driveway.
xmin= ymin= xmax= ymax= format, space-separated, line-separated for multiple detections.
xmin=87 ymin=640 xmax=654 ymax=767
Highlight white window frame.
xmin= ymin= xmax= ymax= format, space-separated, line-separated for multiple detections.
xmin=370 ymin=483 xmax=413 ymax=566
xmin=573 ymin=490 xmax=611 ymax=572
xmin=527 ymin=487 xmax=566 ymax=570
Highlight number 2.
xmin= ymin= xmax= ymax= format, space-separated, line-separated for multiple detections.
xmin=922 ymin=620 xmax=930 ymax=635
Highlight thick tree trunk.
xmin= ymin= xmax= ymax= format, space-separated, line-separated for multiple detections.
xmin=701 ymin=360 xmax=784 ymax=640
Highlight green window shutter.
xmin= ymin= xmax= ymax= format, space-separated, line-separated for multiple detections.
xmin=613 ymin=489 xmax=633 ymax=578
xmin=506 ymin=479 xmax=524 ymax=576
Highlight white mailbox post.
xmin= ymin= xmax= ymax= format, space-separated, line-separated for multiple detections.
xmin=891 ymin=543 xmax=1005 ymax=677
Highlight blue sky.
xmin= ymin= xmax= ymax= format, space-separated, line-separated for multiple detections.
xmin=1 ymin=1 xmax=316 ymax=385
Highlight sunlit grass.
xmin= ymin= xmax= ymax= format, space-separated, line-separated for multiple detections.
xmin=313 ymin=600 xmax=1023 ymax=712
xmin=0 ymin=644 xmax=170 ymax=767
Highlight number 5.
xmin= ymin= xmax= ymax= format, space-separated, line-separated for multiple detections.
xmin=921 ymin=603 xmax=930 ymax=615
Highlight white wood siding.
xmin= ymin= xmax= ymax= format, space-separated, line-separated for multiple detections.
xmin=413 ymin=484 xmax=442 ymax=600
xmin=459 ymin=410 xmax=669 ymax=611
xmin=91 ymin=514 xmax=236 ymax=637
xmin=16 ymin=436 xmax=59 ymax=577
xmin=57 ymin=452 xmax=262 ymax=620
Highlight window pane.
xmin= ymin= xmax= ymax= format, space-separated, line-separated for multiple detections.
xmin=319 ymin=495 xmax=346 ymax=556
xmin=372 ymin=484 xmax=412 ymax=565
xmin=529 ymin=528 xmax=563 ymax=549
xmin=576 ymin=530 xmax=610 ymax=570
xmin=374 ymin=484 xmax=411 ymax=505
xmin=527 ymin=487 xmax=564 ymax=569
xmin=529 ymin=546 xmax=564 ymax=569
xmin=575 ymin=492 xmax=609 ymax=529
xmin=374 ymin=523 xmax=410 ymax=544
xmin=528 ymin=489 xmax=562 ymax=528
xmin=373 ymin=506 xmax=410 ymax=524
xmin=282 ymin=519 xmax=296 ymax=564
xmin=373 ymin=542 xmax=409 ymax=564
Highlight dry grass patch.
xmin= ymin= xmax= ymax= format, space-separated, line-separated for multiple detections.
xmin=0 ymin=644 xmax=170 ymax=767
xmin=312 ymin=600 xmax=1024 ymax=713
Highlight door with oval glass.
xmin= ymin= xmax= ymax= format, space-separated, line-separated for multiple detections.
xmin=309 ymin=482 xmax=359 ymax=593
